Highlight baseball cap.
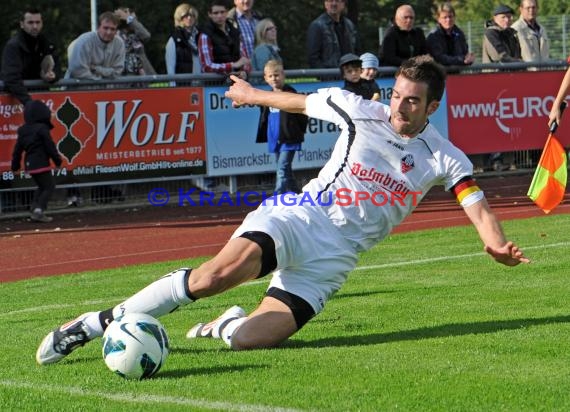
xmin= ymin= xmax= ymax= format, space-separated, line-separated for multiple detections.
xmin=493 ymin=4 xmax=514 ymax=15
xmin=360 ymin=53 xmax=379 ymax=70
xmin=339 ymin=53 xmax=362 ymax=68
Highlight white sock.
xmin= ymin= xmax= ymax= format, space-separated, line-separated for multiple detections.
xmin=221 ymin=317 xmax=247 ymax=347
xmin=112 ymin=268 xmax=193 ymax=320
xmin=82 ymin=313 xmax=104 ymax=337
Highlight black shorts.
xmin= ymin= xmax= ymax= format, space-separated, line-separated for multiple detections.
xmin=265 ymin=286 xmax=315 ymax=329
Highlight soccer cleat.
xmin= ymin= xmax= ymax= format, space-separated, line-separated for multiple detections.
xmin=186 ymin=305 xmax=246 ymax=339
xmin=36 ymin=312 xmax=97 ymax=365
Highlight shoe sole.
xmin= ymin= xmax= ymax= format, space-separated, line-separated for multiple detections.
xmin=36 ymin=331 xmax=65 ymax=365
xmin=186 ymin=323 xmax=206 ymax=339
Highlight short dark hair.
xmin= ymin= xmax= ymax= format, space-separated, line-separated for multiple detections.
xmin=395 ymin=55 xmax=446 ymax=104
xmin=209 ymin=0 xmax=229 ymax=13
xmin=20 ymin=7 xmax=41 ymax=21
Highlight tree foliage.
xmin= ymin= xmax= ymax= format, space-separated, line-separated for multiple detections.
xmin=1 ymin=0 xmax=568 ymax=73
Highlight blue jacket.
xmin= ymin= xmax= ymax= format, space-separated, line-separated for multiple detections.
xmin=256 ymin=84 xmax=308 ymax=145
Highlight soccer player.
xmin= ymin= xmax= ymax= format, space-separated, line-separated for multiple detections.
xmin=36 ymin=55 xmax=529 ymax=364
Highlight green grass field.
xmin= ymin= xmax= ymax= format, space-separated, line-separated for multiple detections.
xmin=1 ymin=214 xmax=569 ymax=411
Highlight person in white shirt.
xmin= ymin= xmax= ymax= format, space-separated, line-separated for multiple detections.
xmin=66 ymin=11 xmax=125 ymax=80
xmin=36 ymin=55 xmax=529 ymax=365
xmin=511 ymin=0 xmax=549 ymax=63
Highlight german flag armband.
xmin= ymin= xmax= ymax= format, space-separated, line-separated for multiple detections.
xmin=452 ymin=177 xmax=484 ymax=207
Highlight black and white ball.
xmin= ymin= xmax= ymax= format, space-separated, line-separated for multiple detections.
xmin=102 ymin=313 xmax=169 ymax=379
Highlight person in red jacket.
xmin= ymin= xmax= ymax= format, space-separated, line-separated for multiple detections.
xmin=11 ymin=100 xmax=62 ymax=222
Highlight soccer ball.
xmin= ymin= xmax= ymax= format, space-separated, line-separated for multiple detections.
xmin=102 ymin=313 xmax=169 ymax=380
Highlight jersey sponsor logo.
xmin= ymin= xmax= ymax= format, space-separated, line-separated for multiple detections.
xmin=350 ymin=162 xmax=411 ymax=196
xmin=400 ymin=154 xmax=414 ymax=174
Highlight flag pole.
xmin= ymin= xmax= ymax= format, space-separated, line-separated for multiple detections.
xmin=535 ymin=101 xmax=567 ymax=167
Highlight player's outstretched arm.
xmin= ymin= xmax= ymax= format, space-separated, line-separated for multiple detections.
xmin=549 ymin=67 xmax=570 ymax=128
xmin=463 ymin=198 xmax=530 ymax=266
xmin=224 ymin=74 xmax=307 ymax=114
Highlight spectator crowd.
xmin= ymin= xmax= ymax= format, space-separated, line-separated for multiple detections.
xmin=1 ymin=1 xmax=554 ymax=103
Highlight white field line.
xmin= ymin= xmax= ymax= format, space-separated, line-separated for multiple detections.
xmin=354 ymin=241 xmax=570 ymax=271
xmin=2 ymin=241 xmax=566 ymax=319
xmin=0 ymin=380 xmax=305 ymax=412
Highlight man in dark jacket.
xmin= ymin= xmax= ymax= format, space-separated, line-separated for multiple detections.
xmin=426 ymin=2 xmax=475 ymax=67
xmin=482 ymin=4 xmax=522 ymax=63
xmin=1 ymin=8 xmax=60 ymax=104
xmin=256 ymin=60 xmax=307 ymax=194
xmin=11 ymin=100 xmax=62 ymax=222
xmin=227 ymin=0 xmax=263 ymax=59
xmin=198 ymin=0 xmax=250 ymax=79
xmin=379 ymin=4 xmax=427 ymax=67
xmin=482 ymin=4 xmax=522 ymax=171
xmin=307 ymin=0 xmax=360 ymax=68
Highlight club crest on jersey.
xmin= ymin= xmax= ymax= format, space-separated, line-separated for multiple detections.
xmin=401 ymin=154 xmax=414 ymax=173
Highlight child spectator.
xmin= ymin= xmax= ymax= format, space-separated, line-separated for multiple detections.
xmin=11 ymin=100 xmax=62 ymax=223
xmin=339 ymin=53 xmax=378 ymax=101
xmin=359 ymin=52 xmax=381 ymax=101
xmin=256 ymin=60 xmax=308 ymax=194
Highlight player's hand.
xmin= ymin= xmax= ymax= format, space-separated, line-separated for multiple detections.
xmin=225 ymin=75 xmax=253 ymax=108
xmin=43 ymin=70 xmax=56 ymax=82
xmin=548 ymin=107 xmax=561 ymax=130
xmin=484 ymin=241 xmax=530 ymax=266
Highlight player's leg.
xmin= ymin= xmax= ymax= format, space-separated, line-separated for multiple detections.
xmin=188 ymin=206 xmax=358 ymax=350
xmin=186 ymin=236 xmax=263 ymax=298
xmin=230 ymin=289 xmax=315 ymax=350
xmin=36 ymin=236 xmax=265 ymax=365
xmin=30 ymin=172 xmax=54 ymax=222
xmin=188 ymin=288 xmax=314 ymax=350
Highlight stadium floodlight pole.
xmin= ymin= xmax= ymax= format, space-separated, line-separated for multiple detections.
xmin=90 ymin=0 xmax=98 ymax=32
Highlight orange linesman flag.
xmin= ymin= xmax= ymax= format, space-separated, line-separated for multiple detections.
xmin=527 ymin=133 xmax=567 ymax=214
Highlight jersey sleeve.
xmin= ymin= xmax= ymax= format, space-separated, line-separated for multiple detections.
xmin=305 ymin=87 xmax=390 ymax=126
xmin=441 ymin=145 xmax=484 ymax=207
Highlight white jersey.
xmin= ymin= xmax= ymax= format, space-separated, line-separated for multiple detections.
xmin=302 ymin=87 xmax=477 ymax=251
